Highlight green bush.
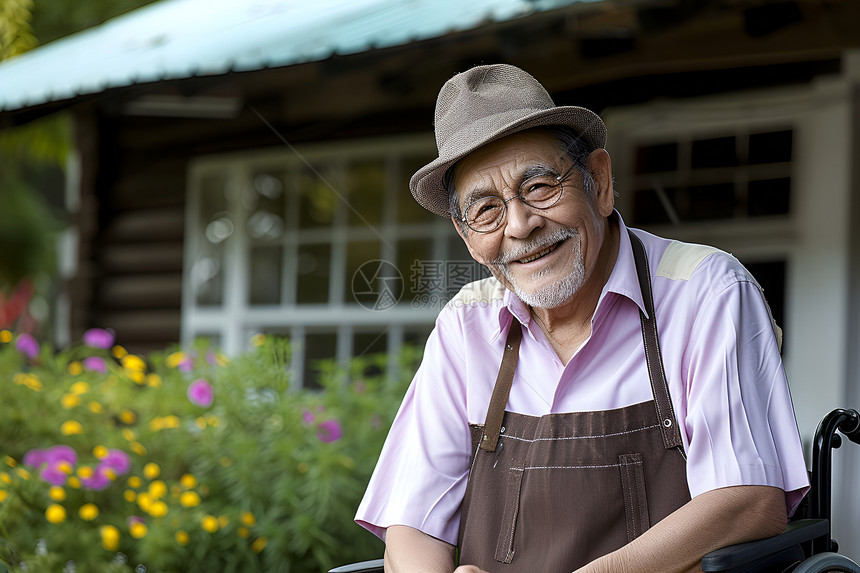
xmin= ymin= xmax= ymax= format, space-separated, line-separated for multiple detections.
xmin=0 ymin=329 xmax=415 ymax=572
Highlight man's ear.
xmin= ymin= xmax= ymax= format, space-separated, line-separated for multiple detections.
xmin=586 ymin=148 xmax=615 ymax=217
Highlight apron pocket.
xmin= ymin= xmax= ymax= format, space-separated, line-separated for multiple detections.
xmin=618 ymin=453 xmax=650 ymax=542
xmin=494 ymin=463 xmax=525 ymax=564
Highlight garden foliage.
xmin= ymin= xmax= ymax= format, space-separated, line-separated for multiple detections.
xmin=0 ymin=329 xmax=417 ymax=572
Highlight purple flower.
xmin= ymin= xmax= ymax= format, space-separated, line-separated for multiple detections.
xmin=187 ymin=379 xmax=213 ymax=407
xmin=15 ymin=334 xmax=39 ymax=359
xmin=316 ymin=419 xmax=343 ymax=443
xmin=178 ymin=357 xmax=194 ymax=372
xmin=83 ymin=356 xmax=108 ymax=373
xmin=301 ymin=409 xmax=315 ymax=425
xmin=41 ymin=465 xmax=68 ymax=485
xmin=101 ymin=449 xmax=131 ymax=474
xmin=83 ymin=328 xmax=115 ymax=349
xmin=82 ymin=465 xmax=113 ymax=490
xmin=24 ymin=445 xmax=78 ymax=486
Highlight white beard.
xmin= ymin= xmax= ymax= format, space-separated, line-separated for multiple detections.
xmin=492 ymin=227 xmax=586 ymax=309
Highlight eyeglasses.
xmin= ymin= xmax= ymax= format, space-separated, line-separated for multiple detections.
xmin=460 ymin=163 xmax=578 ymax=233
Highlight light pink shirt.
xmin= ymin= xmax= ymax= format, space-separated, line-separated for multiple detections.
xmin=356 ymin=214 xmax=809 ymax=545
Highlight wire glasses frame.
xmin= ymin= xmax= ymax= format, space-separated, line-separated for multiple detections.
xmin=460 ymin=163 xmax=579 ymax=233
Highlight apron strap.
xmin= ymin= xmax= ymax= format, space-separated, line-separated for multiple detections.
xmin=628 ymin=229 xmax=684 ymax=450
xmin=479 ymin=324 xmax=523 ymax=452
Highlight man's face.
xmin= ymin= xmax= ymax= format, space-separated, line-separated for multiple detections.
xmin=451 ymin=130 xmax=614 ymax=309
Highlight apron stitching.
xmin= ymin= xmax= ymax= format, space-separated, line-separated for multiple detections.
xmin=624 ymin=463 xmax=634 ymax=540
xmin=498 ymin=423 xmax=660 ymax=442
xmin=519 ymin=463 xmax=623 ymax=470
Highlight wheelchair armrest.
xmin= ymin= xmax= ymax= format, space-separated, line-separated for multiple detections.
xmin=328 ymin=558 xmax=385 ymax=573
xmin=701 ymin=519 xmax=829 ymax=572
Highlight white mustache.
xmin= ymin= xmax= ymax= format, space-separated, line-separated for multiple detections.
xmin=491 ymin=227 xmax=580 ymax=265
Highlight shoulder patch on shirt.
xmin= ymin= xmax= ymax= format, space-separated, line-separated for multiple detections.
xmin=656 ymin=241 xmax=722 ymax=281
xmin=447 ymin=276 xmax=505 ymax=307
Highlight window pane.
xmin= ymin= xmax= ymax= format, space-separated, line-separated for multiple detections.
xmin=633 ymin=187 xmax=678 ymax=225
xmin=347 ymin=160 xmax=385 ymax=226
xmin=304 ymin=331 xmax=338 ymax=390
xmin=250 ymin=245 xmax=282 ymax=305
xmin=634 ymin=142 xmax=678 ymax=174
xmin=296 ymin=243 xmax=331 ymax=304
xmin=247 ymin=171 xmax=286 ymax=241
xmin=353 ymin=329 xmax=388 ymax=377
xmin=346 ymin=241 xmax=398 ymax=309
xmin=298 ymin=166 xmax=336 ymax=228
xmin=685 ymin=183 xmax=736 ymax=221
xmin=195 ymin=175 xmax=231 ymax=306
xmin=398 ymin=155 xmax=438 ymax=223
xmin=748 ymin=178 xmax=790 ymax=217
xmin=749 ymin=130 xmax=792 ymax=164
xmin=691 ymin=136 xmax=737 ymax=169
xmin=399 ymin=238 xmax=435 ymax=305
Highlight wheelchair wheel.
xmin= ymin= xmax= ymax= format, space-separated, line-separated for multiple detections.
xmin=792 ymin=552 xmax=860 ymax=573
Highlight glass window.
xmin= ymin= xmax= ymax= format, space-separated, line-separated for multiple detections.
xmin=296 ymin=243 xmax=331 ymax=304
xmin=346 ymin=160 xmax=385 ymax=227
xmin=298 ymin=166 xmax=336 ymax=228
xmin=691 ymin=136 xmax=738 ymax=169
xmin=749 ymin=130 xmax=792 ymax=164
xmin=303 ymin=331 xmax=338 ymax=390
xmin=250 ymin=245 xmax=282 ymax=305
xmin=634 ymin=142 xmax=678 ymax=174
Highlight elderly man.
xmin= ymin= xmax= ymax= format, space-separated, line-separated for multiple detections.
xmin=355 ymin=64 xmax=808 ymax=573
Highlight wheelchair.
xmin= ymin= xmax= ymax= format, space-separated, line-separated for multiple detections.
xmin=330 ymin=408 xmax=860 ymax=573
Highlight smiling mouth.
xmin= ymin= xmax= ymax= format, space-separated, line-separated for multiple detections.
xmin=516 ymin=240 xmax=564 ymax=264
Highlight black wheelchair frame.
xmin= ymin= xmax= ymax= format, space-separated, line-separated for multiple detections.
xmin=331 ymin=408 xmax=860 ymax=573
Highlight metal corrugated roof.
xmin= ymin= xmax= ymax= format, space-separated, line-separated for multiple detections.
xmin=0 ymin=0 xmax=601 ymax=113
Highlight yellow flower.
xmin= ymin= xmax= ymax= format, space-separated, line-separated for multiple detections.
xmin=119 ymin=410 xmax=136 ymax=424
xmin=79 ymin=503 xmax=99 ymax=520
xmin=0 ymin=473 xmax=9 ymax=485
xmin=124 ymin=489 xmax=136 ymax=503
xmin=240 ymin=512 xmax=255 ymax=527
xmin=104 ymin=467 xmax=117 ymax=481
xmin=143 ymin=462 xmax=160 ymax=480
xmin=122 ymin=429 xmax=136 ymax=442
xmin=175 ymin=530 xmax=190 ymax=546
xmin=0 ymin=490 xmax=7 ymax=502
xmin=251 ymin=537 xmax=268 ymax=553
xmin=204 ymin=415 xmax=220 ymax=427
xmin=100 ymin=525 xmax=120 ymax=551
xmin=237 ymin=526 xmax=250 ymax=538
xmin=297 ymin=462 xmax=309 ymax=474
xmin=180 ymin=473 xmax=197 ymax=489
xmin=148 ymin=480 xmax=167 ymax=499
xmin=180 ymin=491 xmax=201 ymax=508
xmin=61 ymin=420 xmax=83 ymax=435
xmin=88 ymin=401 xmax=103 ymax=413
xmin=149 ymin=418 xmax=164 ymax=432
xmin=129 ymin=522 xmax=147 ymax=539
xmin=93 ymin=445 xmax=109 ymax=459
xmin=0 ymin=330 xmax=11 ymax=343
xmin=61 ymin=394 xmax=81 ymax=409
xmin=70 ymin=381 xmax=90 ymax=395
xmin=112 ymin=345 xmax=128 ymax=359
xmin=218 ymin=515 xmax=229 ymax=528
xmin=220 ymin=457 xmax=232 ymax=468
xmin=201 ymin=515 xmax=219 ymax=533
xmin=67 ymin=361 xmax=83 ymax=375
xmin=56 ymin=461 xmax=73 ymax=474
xmin=4 ymin=456 xmax=15 ymax=467
xmin=45 ymin=504 xmax=67 ymax=524
xmin=13 ymin=373 xmax=42 ymax=391
xmin=128 ymin=476 xmax=142 ymax=488
xmin=214 ymin=352 xmax=229 ymax=366
xmin=250 ymin=333 xmax=266 ymax=347
xmin=194 ymin=417 xmax=207 ymax=430
xmin=49 ymin=486 xmax=66 ymax=501
xmin=121 ymin=354 xmax=146 ymax=372
xmin=130 ymin=442 xmax=147 ymax=456
xmin=145 ymin=373 xmax=162 ymax=387
xmin=15 ymin=468 xmax=30 ymax=480
xmin=128 ymin=370 xmax=145 ymax=384
xmin=148 ymin=500 xmax=168 ymax=518
xmin=163 ymin=415 xmax=180 ymax=428
xmin=137 ymin=492 xmax=153 ymax=512
xmin=67 ymin=476 xmax=81 ymax=489
xmin=166 ymin=351 xmax=187 ymax=368
xmin=77 ymin=466 xmax=94 ymax=479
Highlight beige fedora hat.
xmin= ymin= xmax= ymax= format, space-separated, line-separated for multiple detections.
xmin=410 ymin=64 xmax=606 ymax=217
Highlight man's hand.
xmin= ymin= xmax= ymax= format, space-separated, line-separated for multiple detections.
xmin=574 ymin=485 xmax=787 ymax=573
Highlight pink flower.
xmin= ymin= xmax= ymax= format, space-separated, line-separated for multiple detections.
xmin=15 ymin=333 xmax=39 ymax=359
xmin=81 ymin=466 xmax=112 ymax=490
xmin=83 ymin=356 xmax=108 ymax=373
xmin=316 ymin=419 xmax=343 ymax=443
xmin=83 ymin=328 xmax=115 ymax=349
xmin=101 ymin=449 xmax=131 ymax=474
xmin=178 ymin=357 xmax=194 ymax=372
xmin=301 ymin=409 xmax=315 ymax=425
xmin=187 ymin=379 xmax=213 ymax=407
xmin=24 ymin=445 xmax=78 ymax=486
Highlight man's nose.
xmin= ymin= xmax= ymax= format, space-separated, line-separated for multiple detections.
xmin=503 ymin=197 xmax=544 ymax=239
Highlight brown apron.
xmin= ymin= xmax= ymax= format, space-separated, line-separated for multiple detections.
xmin=457 ymin=231 xmax=692 ymax=572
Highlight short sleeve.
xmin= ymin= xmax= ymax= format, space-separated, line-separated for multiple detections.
xmin=682 ymin=277 xmax=809 ymax=515
xmin=355 ymin=310 xmax=474 ymax=544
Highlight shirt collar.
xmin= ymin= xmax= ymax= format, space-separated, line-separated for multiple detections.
xmin=494 ymin=210 xmax=649 ymax=339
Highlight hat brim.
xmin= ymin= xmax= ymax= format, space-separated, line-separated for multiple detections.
xmin=409 ymin=105 xmax=606 ymax=217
